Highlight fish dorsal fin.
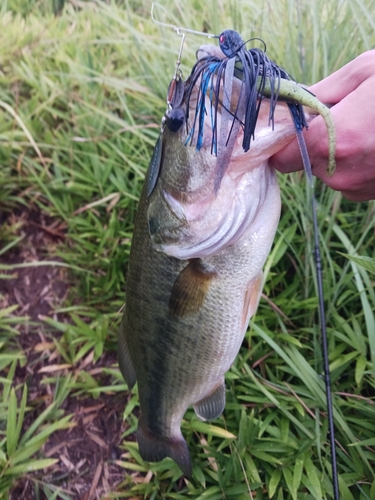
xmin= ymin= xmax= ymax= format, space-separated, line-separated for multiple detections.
xmin=194 ymin=381 xmax=226 ymax=421
xmin=169 ymin=259 xmax=216 ymax=317
xmin=118 ymin=315 xmax=137 ymax=389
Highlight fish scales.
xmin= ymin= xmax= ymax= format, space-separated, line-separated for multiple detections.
xmin=119 ymin=40 xmax=336 ymax=476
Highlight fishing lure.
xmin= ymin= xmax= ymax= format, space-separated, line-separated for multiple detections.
xmin=184 ymin=29 xmax=335 ymax=189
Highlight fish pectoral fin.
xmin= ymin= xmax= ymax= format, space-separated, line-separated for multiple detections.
xmin=169 ymin=259 xmax=216 ymax=317
xmin=137 ymin=417 xmax=192 ymax=477
xmin=242 ymin=271 xmax=264 ymax=330
xmin=193 ymin=381 xmax=226 ymax=421
xmin=118 ymin=315 xmax=137 ymax=389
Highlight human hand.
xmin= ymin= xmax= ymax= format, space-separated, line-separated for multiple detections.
xmin=270 ymin=51 xmax=375 ymax=201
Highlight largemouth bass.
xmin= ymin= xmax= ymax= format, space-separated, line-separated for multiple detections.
xmin=119 ymin=35 xmax=335 ymax=476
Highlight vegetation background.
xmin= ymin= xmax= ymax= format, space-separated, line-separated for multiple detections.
xmin=0 ymin=0 xmax=375 ymax=498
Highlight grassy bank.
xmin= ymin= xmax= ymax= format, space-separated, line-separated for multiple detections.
xmin=0 ymin=0 xmax=375 ymax=498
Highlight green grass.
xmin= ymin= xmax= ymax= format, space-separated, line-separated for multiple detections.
xmin=1 ymin=0 xmax=375 ymax=498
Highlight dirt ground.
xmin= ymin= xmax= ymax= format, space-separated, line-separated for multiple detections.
xmin=1 ymin=210 xmax=128 ymax=499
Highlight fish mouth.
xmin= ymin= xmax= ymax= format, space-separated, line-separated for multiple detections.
xmin=148 ymin=164 xmax=279 ymax=261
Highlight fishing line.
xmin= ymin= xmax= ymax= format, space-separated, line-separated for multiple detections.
xmin=293 ymin=128 xmax=340 ymax=500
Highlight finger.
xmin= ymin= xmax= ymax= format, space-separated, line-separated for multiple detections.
xmin=273 ymin=73 xmax=375 ymax=179
xmin=310 ymin=50 xmax=375 ymax=104
xmin=341 ymin=185 xmax=375 ymax=202
xmin=270 ymin=112 xmax=327 ymax=174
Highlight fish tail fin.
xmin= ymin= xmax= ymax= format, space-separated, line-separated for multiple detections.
xmin=137 ymin=416 xmax=192 ymax=477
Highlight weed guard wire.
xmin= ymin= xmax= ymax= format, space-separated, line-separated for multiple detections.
xmin=151 ymin=8 xmax=340 ymax=497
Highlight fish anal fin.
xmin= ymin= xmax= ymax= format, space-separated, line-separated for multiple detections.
xmin=169 ymin=259 xmax=216 ymax=317
xmin=137 ymin=416 xmax=192 ymax=477
xmin=118 ymin=314 xmax=137 ymax=389
xmin=193 ymin=381 xmax=226 ymax=421
xmin=242 ymin=272 xmax=263 ymax=330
